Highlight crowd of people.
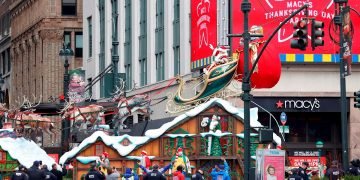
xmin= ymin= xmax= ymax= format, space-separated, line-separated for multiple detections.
xmin=81 ymin=156 xmax=232 ymax=180
xmin=10 ymin=160 xmax=67 ymax=180
xmin=287 ymin=159 xmax=360 ymax=180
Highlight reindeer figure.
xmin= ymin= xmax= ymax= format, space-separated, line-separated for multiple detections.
xmin=112 ymin=94 xmax=152 ymax=135
xmin=9 ymin=95 xmax=57 ymax=145
xmin=60 ymin=100 xmax=105 ymax=134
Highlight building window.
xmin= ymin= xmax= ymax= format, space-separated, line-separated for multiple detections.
xmin=64 ymin=31 xmax=71 ymax=47
xmin=75 ymin=32 xmax=83 ymax=57
xmin=139 ymin=0 xmax=147 ymax=86
xmin=156 ymin=53 xmax=164 ymax=81
xmin=124 ymin=0 xmax=132 ymax=90
xmin=138 ymin=114 xmax=149 ymax=123
xmin=0 ymin=151 xmax=6 ymax=162
xmin=121 ymin=138 xmax=130 ymax=146
xmin=95 ymin=144 xmax=104 ymax=156
xmin=124 ymin=115 xmax=133 ymax=128
xmin=173 ymin=0 xmax=180 ymax=75
xmin=87 ymin=17 xmax=92 ymax=57
xmin=155 ymin=0 xmax=164 ymax=81
xmin=99 ymin=0 xmax=106 ymax=97
xmin=7 ymin=48 xmax=10 ymax=72
xmin=62 ymin=0 xmax=77 ymax=16
xmin=1 ymin=52 xmax=5 ymax=74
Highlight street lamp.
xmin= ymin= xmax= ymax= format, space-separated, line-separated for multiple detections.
xmin=59 ymin=43 xmax=74 ymax=151
xmin=316 ymin=140 xmax=324 ymax=177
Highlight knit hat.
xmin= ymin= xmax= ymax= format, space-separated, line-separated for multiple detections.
xmin=102 ymin=152 xmax=109 ymax=158
xmin=141 ymin=150 xmax=147 ymax=156
xmin=177 ymin=147 xmax=183 ymax=153
xmin=33 ymin=161 xmax=40 ymax=167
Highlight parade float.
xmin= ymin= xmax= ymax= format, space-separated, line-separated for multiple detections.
xmin=59 ymin=98 xmax=281 ymax=179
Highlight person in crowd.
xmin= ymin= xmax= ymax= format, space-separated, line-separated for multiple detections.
xmin=143 ymin=164 xmax=166 ymax=180
xmin=172 ymin=148 xmax=191 ymax=175
xmin=28 ymin=161 xmax=45 ymax=180
xmin=191 ymin=169 xmax=204 ymax=180
xmin=105 ymin=167 xmax=119 ymax=180
xmin=298 ymin=161 xmax=309 ymax=180
xmin=41 ymin=165 xmax=57 ymax=180
xmin=288 ymin=168 xmax=303 ymax=180
xmin=85 ymin=163 xmax=105 ymax=180
xmin=50 ymin=163 xmax=67 ymax=180
xmin=39 ymin=161 xmax=43 ymax=170
xmin=210 ymin=157 xmax=230 ymax=180
xmin=325 ymin=160 xmax=344 ymax=180
xmin=138 ymin=161 xmax=172 ymax=174
xmin=140 ymin=150 xmax=151 ymax=175
xmin=310 ymin=171 xmax=320 ymax=180
xmin=98 ymin=152 xmax=110 ymax=175
xmin=348 ymin=159 xmax=360 ymax=176
xmin=121 ymin=168 xmax=138 ymax=180
xmin=11 ymin=165 xmax=29 ymax=180
xmin=173 ymin=165 xmax=185 ymax=180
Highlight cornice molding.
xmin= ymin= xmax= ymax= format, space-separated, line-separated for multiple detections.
xmin=39 ymin=29 xmax=64 ymax=41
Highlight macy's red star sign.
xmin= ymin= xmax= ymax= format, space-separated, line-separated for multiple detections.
xmin=276 ymin=100 xmax=284 ymax=108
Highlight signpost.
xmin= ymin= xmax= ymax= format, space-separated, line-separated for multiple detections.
xmin=280 ymin=112 xmax=288 ymax=135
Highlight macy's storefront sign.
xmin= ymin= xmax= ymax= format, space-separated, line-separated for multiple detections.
xmin=276 ymin=98 xmax=320 ymax=111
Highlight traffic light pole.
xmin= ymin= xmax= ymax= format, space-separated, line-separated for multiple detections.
xmin=228 ymin=2 xmax=309 ymax=179
xmin=334 ymin=3 xmax=349 ymax=170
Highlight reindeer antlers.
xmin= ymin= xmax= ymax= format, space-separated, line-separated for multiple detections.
xmin=22 ymin=94 xmax=42 ymax=110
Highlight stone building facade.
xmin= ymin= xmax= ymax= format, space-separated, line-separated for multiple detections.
xmin=10 ymin=0 xmax=83 ymax=108
xmin=0 ymin=0 xmax=12 ymax=106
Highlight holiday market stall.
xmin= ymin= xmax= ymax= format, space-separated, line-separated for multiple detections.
xmin=60 ymin=98 xmax=281 ymax=179
xmin=0 ymin=130 xmax=60 ymax=179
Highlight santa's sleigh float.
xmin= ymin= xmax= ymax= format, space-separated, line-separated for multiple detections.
xmin=174 ymin=58 xmax=238 ymax=105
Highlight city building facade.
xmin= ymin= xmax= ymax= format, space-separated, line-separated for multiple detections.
xmin=10 ymin=0 xmax=83 ymax=107
xmin=82 ymin=0 xmax=360 ymax=165
xmin=0 ymin=0 xmax=12 ymax=106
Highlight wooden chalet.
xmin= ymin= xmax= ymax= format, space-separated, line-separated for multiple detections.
xmin=60 ymin=98 xmax=281 ymax=179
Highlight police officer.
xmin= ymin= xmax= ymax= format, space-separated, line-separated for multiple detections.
xmin=326 ymin=160 xmax=344 ymax=180
xmin=298 ymin=162 xmax=309 ymax=180
xmin=84 ymin=163 xmax=105 ymax=180
xmin=11 ymin=165 xmax=29 ymax=180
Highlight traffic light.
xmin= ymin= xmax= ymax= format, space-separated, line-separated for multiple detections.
xmin=355 ymin=91 xmax=360 ymax=108
xmin=291 ymin=20 xmax=308 ymax=50
xmin=311 ymin=20 xmax=324 ymax=50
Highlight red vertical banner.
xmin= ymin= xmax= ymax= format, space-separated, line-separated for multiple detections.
xmin=191 ymin=0 xmax=217 ymax=71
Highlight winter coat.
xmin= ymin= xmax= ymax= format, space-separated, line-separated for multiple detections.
xmin=139 ymin=163 xmax=172 ymax=174
xmin=121 ymin=168 xmax=139 ymax=180
xmin=348 ymin=165 xmax=360 ymax=176
xmin=288 ymin=174 xmax=303 ymax=180
xmin=42 ymin=169 xmax=57 ymax=180
xmin=326 ymin=166 xmax=344 ymax=180
xmin=11 ymin=170 xmax=29 ymax=180
xmin=173 ymin=171 xmax=185 ymax=180
xmin=210 ymin=169 xmax=230 ymax=180
xmin=50 ymin=168 xmax=67 ymax=180
xmin=210 ymin=160 xmax=230 ymax=180
xmin=298 ymin=167 xmax=309 ymax=180
xmin=143 ymin=170 xmax=166 ymax=180
xmin=106 ymin=172 xmax=120 ymax=180
xmin=191 ymin=172 xmax=204 ymax=180
xmin=85 ymin=169 xmax=106 ymax=180
xmin=28 ymin=166 xmax=46 ymax=180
